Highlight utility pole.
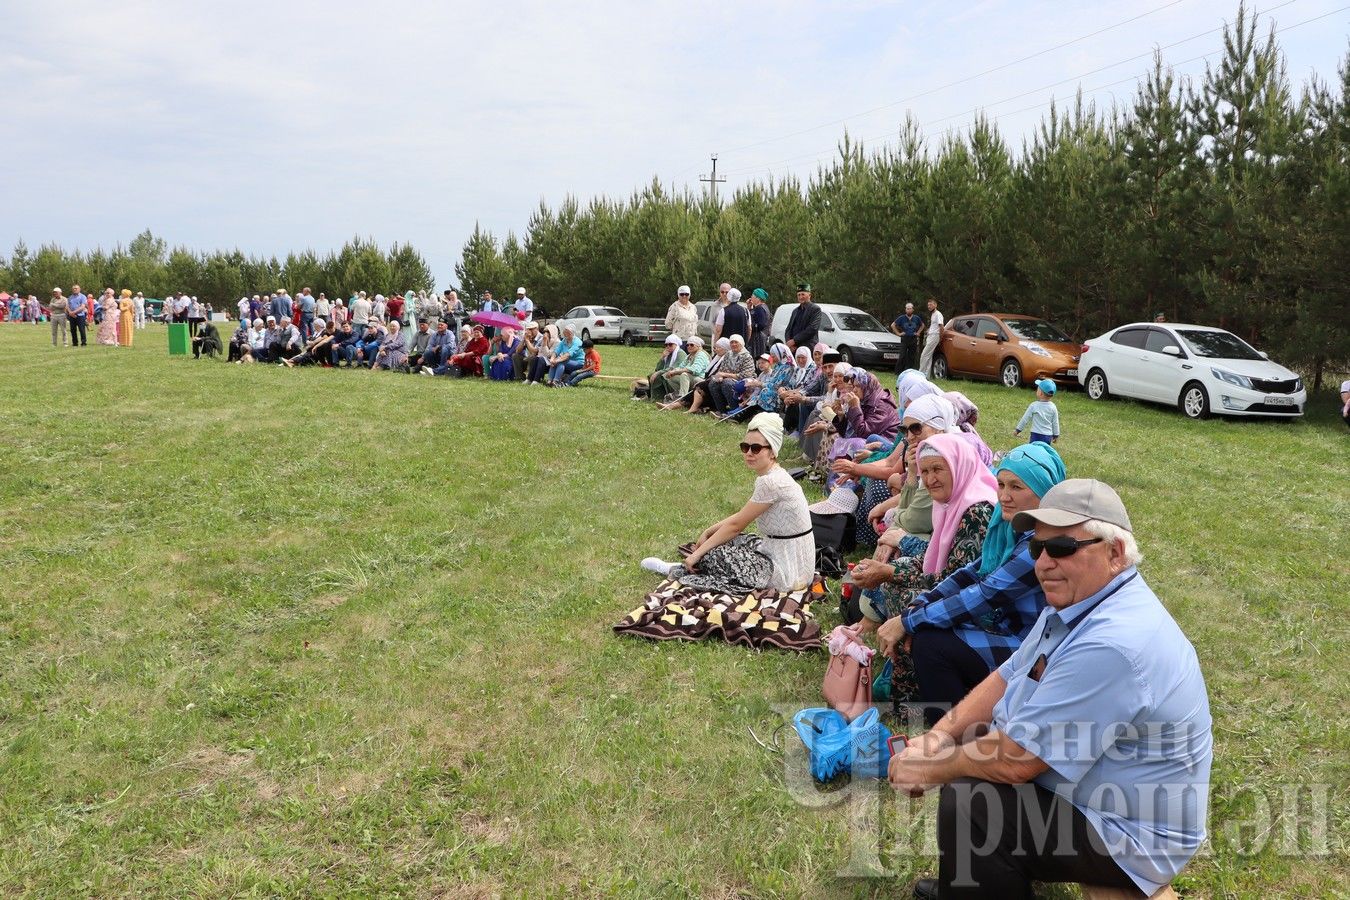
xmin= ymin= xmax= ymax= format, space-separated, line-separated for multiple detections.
xmin=699 ymin=154 xmax=726 ymax=202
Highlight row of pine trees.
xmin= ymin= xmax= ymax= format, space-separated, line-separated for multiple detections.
xmin=1 ymin=233 xmax=435 ymax=313
xmin=452 ymin=8 xmax=1348 ymax=388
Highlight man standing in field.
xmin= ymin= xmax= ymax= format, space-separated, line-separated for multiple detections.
xmin=891 ymin=301 xmax=924 ymax=373
xmin=514 ymin=286 xmax=533 ymax=322
xmin=67 ymin=283 xmax=88 ymax=346
xmin=297 ymin=288 xmax=316 ymax=339
xmin=784 ymin=282 xmax=821 ymax=353
xmin=919 ymin=297 xmax=944 ymax=378
xmin=48 ymin=288 xmax=70 ymax=347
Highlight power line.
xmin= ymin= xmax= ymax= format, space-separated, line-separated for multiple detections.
xmin=670 ymin=0 xmax=1202 ymax=179
xmin=720 ymin=0 xmax=1198 ymax=157
xmin=717 ymin=0 xmax=1332 ymax=182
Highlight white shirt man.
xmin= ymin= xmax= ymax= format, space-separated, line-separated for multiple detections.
xmin=237 ymin=297 xmax=250 ymax=322
xmin=350 ymin=293 xmax=372 ymax=327
xmin=919 ymin=297 xmax=944 ymax=377
xmin=514 ymin=287 xmax=533 ymax=319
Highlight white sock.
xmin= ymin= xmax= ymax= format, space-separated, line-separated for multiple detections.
xmin=641 ymin=557 xmax=675 ymax=576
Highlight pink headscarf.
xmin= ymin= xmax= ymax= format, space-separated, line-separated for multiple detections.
xmin=918 ymin=433 xmax=998 ymax=576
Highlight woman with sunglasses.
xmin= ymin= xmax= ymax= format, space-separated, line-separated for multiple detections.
xmin=874 ymin=441 xmax=1066 ymax=725
xmin=641 ymin=413 xmax=814 ymax=595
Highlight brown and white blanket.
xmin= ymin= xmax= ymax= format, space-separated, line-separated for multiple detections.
xmin=614 ymin=578 xmax=822 ymax=652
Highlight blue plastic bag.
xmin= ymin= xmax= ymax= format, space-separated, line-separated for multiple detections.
xmin=793 ymin=707 xmax=893 ymax=782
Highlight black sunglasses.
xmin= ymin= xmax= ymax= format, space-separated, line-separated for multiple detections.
xmin=1029 ymin=536 xmax=1103 ymax=559
xmin=739 ymin=442 xmax=770 ymax=455
xmin=904 ymin=422 xmax=925 ymax=436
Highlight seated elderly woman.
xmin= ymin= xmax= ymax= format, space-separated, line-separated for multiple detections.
xmin=369 ymin=320 xmax=409 ymax=371
xmin=851 ymin=433 xmax=997 ymax=652
xmin=661 ymin=337 xmax=729 ymax=411
xmin=547 ymin=324 xmax=586 ymax=385
xmin=778 ymin=344 xmax=825 ymax=431
xmin=641 ymin=412 xmax=815 ymax=595
xmin=724 ymin=343 xmax=795 ymax=420
xmin=805 ymin=367 xmax=900 ymax=476
xmin=525 ymin=324 xmax=558 ymax=385
xmin=227 ymin=321 xmax=251 ymax=363
xmin=838 ymin=394 xmax=979 ymax=548
xmin=870 ymin=442 xmax=1066 ymax=725
xmin=708 ymin=334 xmax=756 ymax=413
xmin=643 ymin=334 xmax=687 ymax=400
xmin=444 ymin=324 xmax=489 ymax=376
xmin=650 ymin=335 xmax=709 ymax=401
xmin=488 ymin=327 xmax=521 ymax=380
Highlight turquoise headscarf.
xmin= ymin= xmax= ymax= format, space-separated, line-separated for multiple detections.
xmin=978 ymin=443 xmax=1067 ymax=577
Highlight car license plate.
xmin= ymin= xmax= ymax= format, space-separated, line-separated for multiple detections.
xmin=1065 ymin=369 xmax=1077 ymax=377
xmin=1264 ymin=396 xmax=1295 ymax=406
xmin=883 ymin=353 xmax=898 ymax=361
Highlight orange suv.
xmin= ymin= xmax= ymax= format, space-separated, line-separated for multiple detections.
xmin=933 ymin=313 xmax=1080 ymax=388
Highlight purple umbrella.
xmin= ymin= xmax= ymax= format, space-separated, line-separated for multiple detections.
xmin=470 ymin=310 xmax=523 ymax=330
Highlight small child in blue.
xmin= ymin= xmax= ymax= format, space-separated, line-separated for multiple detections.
xmin=1014 ymin=379 xmax=1060 ymax=445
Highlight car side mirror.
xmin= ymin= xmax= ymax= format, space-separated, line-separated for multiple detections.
xmin=982 ymin=331 xmax=1002 ymax=341
xmin=821 ymin=321 xmax=835 ymax=332
xmin=1162 ymin=345 xmax=1184 ymax=358
xmin=1258 ymin=351 xmax=1269 ymax=360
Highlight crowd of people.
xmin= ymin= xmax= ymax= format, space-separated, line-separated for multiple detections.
xmin=633 ymin=279 xmax=1212 ymax=899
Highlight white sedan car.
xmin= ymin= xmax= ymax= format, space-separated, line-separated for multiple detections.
xmin=1078 ymin=323 xmax=1305 ymax=420
xmin=553 ymin=305 xmax=627 ymax=343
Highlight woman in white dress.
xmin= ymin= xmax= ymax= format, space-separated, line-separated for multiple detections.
xmin=643 ymin=413 xmax=815 ymax=594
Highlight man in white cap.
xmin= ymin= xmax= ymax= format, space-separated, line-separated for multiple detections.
xmin=889 ymin=479 xmax=1212 ymax=900
xmin=48 ymin=288 xmax=70 ymax=347
xmin=514 ymin=287 xmax=533 ymax=321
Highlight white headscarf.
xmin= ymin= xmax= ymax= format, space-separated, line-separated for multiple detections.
xmin=746 ymin=412 xmax=784 ymax=456
xmin=903 ymin=394 xmax=959 ymax=433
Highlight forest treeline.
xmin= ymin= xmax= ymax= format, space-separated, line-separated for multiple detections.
xmin=453 ymin=8 xmax=1348 ymax=387
xmin=4 ymin=7 xmax=1346 ymax=385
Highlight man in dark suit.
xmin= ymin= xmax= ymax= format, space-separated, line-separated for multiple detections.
xmin=784 ymin=282 xmax=821 ymax=353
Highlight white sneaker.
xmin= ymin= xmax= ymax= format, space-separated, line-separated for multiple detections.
xmin=641 ymin=557 xmax=675 ymax=576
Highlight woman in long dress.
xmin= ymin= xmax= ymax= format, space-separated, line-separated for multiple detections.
xmin=641 ymin=413 xmax=815 ymax=595
xmin=96 ymin=290 xmax=120 ymax=345
xmin=118 ymin=290 xmax=134 ymax=346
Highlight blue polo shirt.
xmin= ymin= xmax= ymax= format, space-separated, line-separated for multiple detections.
xmin=993 ymin=567 xmax=1212 ymax=895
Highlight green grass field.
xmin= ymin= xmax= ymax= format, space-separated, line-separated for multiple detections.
xmin=1 ymin=324 xmax=1346 ymax=898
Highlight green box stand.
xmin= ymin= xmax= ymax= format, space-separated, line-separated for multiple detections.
xmin=167 ymin=322 xmax=190 ymax=356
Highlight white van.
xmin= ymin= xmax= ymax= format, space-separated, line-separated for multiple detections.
xmin=769 ymin=303 xmax=904 ymax=367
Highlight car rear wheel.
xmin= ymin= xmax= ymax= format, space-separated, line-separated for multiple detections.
xmin=623 ymin=331 xmax=637 ymax=347
xmin=581 ymin=328 xmax=590 ymax=342
xmin=1085 ymin=369 xmax=1109 ymax=401
xmin=1000 ymin=359 xmax=1022 ymax=388
xmin=932 ymin=353 xmax=949 ymax=380
xmin=1180 ymin=382 xmax=1210 ymax=420
xmin=837 ymin=346 xmax=853 ymax=365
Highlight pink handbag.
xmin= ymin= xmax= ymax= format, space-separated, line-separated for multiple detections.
xmin=822 ymin=629 xmax=873 ymax=721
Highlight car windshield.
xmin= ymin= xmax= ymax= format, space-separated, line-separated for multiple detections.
xmin=600 ymin=307 xmax=624 ymax=317
xmin=1176 ymin=329 xmax=1263 ymax=360
xmin=1003 ymin=318 xmax=1072 ymax=343
xmin=833 ymin=312 xmax=886 ymax=332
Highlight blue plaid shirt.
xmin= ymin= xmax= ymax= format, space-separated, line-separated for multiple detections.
xmin=901 ymin=532 xmax=1046 ymax=669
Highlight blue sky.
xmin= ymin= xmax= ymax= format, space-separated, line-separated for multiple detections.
xmin=2 ymin=0 xmax=1346 ymax=287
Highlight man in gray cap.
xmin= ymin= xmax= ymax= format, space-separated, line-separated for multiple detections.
xmin=889 ymin=479 xmax=1212 ymax=900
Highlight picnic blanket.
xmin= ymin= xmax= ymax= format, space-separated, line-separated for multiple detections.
xmin=614 ymin=578 xmax=822 ymax=652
